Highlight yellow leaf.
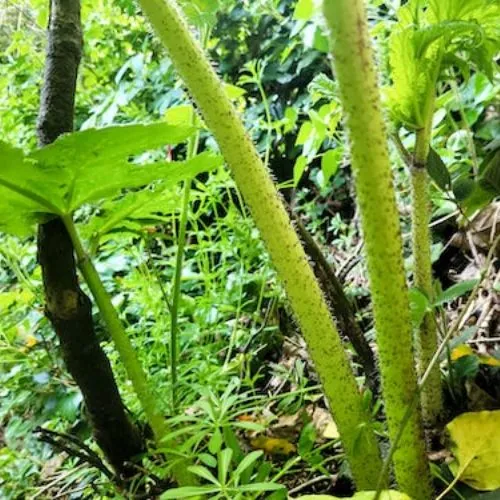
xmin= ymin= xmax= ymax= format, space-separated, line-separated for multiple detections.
xmin=451 ymin=344 xmax=500 ymax=367
xmin=477 ymin=354 xmax=500 ymax=367
xmin=296 ymin=491 xmax=411 ymax=499
xmin=322 ymin=421 xmax=339 ymax=439
xmin=446 ymin=410 xmax=500 ymax=491
xmin=249 ymin=436 xmax=296 ymax=456
xmin=451 ymin=344 xmax=474 ymax=361
xmin=25 ymin=335 xmax=38 ymax=348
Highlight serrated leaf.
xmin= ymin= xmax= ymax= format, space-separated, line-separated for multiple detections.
xmin=447 ymin=410 xmax=500 ymax=490
xmin=427 ymin=148 xmax=451 ymax=191
xmin=387 ymin=0 xmax=500 ymax=129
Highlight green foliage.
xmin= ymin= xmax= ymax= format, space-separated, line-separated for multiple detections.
xmin=0 ymin=123 xmax=220 ymax=235
xmin=161 ymin=448 xmax=284 ymax=499
xmin=387 ymin=0 xmax=500 ymax=129
xmin=1 ymin=0 xmax=499 ymax=498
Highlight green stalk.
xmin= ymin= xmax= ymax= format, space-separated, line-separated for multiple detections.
xmin=62 ymin=215 xmax=167 ymax=441
xmin=411 ymin=56 xmax=443 ymax=425
xmin=137 ymin=0 xmax=383 ymax=488
xmin=322 ymin=1 xmax=431 ymax=499
xmin=412 ymin=128 xmax=443 ymax=425
xmin=170 ymin=178 xmax=190 ymax=412
xmin=65 ymin=215 xmax=197 ymax=487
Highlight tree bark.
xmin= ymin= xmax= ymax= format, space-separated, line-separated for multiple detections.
xmin=37 ymin=0 xmax=144 ymax=476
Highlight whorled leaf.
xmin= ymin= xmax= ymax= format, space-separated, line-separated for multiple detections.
xmin=296 ymin=491 xmax=411 ymax=500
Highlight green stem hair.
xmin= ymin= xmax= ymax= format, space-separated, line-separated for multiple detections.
xmin=411 ymin=56 xmax=443 ymax=425
xmin=137 ymin=0 xmax=383 ymax=488
xmin=412 ymin=128 xmax=443 ymax=425
xmin=322 ymin=1 xmax=432 ymax=498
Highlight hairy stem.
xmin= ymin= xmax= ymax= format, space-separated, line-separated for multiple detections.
xmin=322 ymin=1 xmax=432 ymax=498
xmin=412 ymin=125 xmax=443 ymax=425
xmin=137 ymin=0 xmax=383 ymax=488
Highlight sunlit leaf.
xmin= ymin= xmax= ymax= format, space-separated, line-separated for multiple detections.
xmin=434 ymin=280 xmax=478 ymax=306
xmin=296 ymin=491 xmax=411 ymax=499
xmin=447 ymin=410 xmax=500 ymax=490
xmin=250 ymin=436 xmax=296 ymax=456
xmin=30 ymin=122 xmax=195 ymax=210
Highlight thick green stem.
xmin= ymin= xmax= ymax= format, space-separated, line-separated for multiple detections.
xmin=322 ymin=1 xmax=431 ymax=499
xmin=62 ymin=215 xmax=167 ymax=441
xmin=412 ymin=127 xmax=443 ymax=426
xmin=137 ymin=0 xmax=383 ymax=488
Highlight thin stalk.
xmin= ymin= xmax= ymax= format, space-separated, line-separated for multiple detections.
xmin=137 ymin=0 xmax=383 ymax=488
xmin=411 ymin=130 xmax=443 ymax=425
xmin=170 ymin=178 xmax=190 ymax=412
xmin=322 ymin=1 xmax=431 ymax=498
xmin=256 ymin=77 xmax=273 ymax=169
xmin=411 ymin=58 xmax=443 ymax=425
xmin=169 ymin=99 xmax=202 ymax=411
xmin=62 ymin=215 xmax=167 ymax=441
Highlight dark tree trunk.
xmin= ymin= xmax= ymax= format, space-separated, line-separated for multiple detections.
xmin=37 ymin=0 xmax=144 ymax=476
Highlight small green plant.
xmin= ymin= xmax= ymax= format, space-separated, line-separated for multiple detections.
xmin=161 ymin=448 xmax=284 ymax=499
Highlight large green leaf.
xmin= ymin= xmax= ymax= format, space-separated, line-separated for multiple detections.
xmin=0 ymin=124 xmax=220 ymax=237
xmin=30 ymin=122 xmax=195 ymax=210
xmin=0 ymin=142 xmax=64 ymax=236
xmin=387 ymin=0 xmax=500 ymax=129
